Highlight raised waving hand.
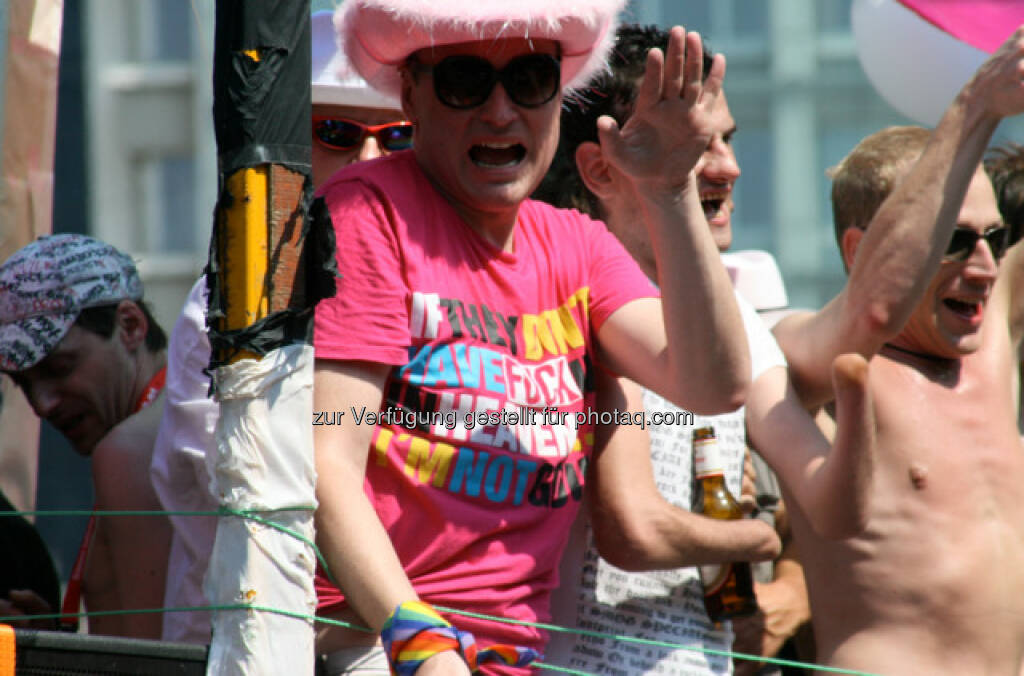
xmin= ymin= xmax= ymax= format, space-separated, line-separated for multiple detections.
xmin=597 ymin=26 xmax=725 ymax=190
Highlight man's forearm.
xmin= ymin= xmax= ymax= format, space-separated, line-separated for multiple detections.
xmin=590 ymin=374 xmax=777 ymax=570
xmin=591 ymin=499 xmax=781 ymax=571
xmin=315 ymin=486 xmax=417 ymax=630
xmin=640 ymin=180 xmax=750 ymax=413
xmin=313 ymin=359 xmax=419 ymax=633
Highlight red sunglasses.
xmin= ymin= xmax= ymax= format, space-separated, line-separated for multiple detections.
xmin=312 ymin=117 xmax=413 ymax=152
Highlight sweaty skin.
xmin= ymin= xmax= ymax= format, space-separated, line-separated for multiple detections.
xmin=770 ymin=26 xmax=1024 ymax=671
xmin=789 ymin=297 xmax=1024 ymax=675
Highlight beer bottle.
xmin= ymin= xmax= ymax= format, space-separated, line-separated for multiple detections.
xmin=692 ymin=426 xmax=758 ymax=622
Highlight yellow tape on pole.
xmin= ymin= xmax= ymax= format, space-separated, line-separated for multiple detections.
xmin=222 ymin=166 xmax=269 ymax=330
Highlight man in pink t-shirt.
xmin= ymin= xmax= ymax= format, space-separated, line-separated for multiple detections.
xmin=309 ymin=2 xmax=861 ymax=674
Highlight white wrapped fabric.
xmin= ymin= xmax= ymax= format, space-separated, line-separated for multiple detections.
xmin=204 ymin=343 xmax=317 ymax=675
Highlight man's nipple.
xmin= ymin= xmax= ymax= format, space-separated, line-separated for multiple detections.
xmin=908 ymin=462 xmax=928 ymax=490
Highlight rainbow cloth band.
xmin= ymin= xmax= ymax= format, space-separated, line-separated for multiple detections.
xmin=380 ymin=600 xmax=540 ymax=674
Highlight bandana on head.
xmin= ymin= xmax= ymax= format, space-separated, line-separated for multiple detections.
xmin=0 ymin=234 xmax=143 ymax=371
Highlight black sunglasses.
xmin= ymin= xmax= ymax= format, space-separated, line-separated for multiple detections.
xmin=313 ymin=117 xmax=414 ymax=152
xmin=944 ymin=225 xmax=1010 ymax=262
xmin=410 ymin=53 xmax=561 ymax=110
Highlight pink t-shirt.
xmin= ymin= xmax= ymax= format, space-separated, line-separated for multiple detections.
xmin=313 ymin=151 xmax=654 ymax=667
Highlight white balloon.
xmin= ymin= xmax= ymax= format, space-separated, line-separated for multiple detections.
xmin=851 ymin=0 xmax=988 ymax=127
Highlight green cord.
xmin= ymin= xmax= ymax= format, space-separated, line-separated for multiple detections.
xmin=0 ymin=507 xmax=878 ymax=675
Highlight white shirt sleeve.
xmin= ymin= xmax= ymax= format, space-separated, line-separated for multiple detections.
xmin=150 ymin=276 xmax=219 ymax=644
xmin=735 ymin=290 xmax=786 ymax=380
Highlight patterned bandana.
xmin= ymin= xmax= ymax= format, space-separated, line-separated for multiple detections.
xmin=0 ymin=234 xmax=143 ymax=371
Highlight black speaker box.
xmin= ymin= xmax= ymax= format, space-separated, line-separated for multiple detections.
xmin=13 ymin=630 xmax=208 ymax=675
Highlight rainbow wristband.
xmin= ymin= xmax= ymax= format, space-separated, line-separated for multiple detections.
xmin=380 ymin=600 xmax=540 ymax=675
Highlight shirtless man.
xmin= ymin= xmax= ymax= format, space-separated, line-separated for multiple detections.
xmin=0 ymin=234 xmax=171 ymax=638
xmin=765 ymin=27 xmax=1024 ymax=674
xmin=984 ymin=142 xmax=1024 ymax=431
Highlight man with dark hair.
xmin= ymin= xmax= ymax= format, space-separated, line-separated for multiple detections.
xmin=539 ymin=24 xmax=711 ymax=219
xmin=984 ymin=142 xmax=1024 ymax=433
xmin=0 ymin=233 xmax=171 ymax=639
xmin=540 ymin=24 xmax=815 ymax=675
xmin=986 ymin=142 xmax=1024 ymax=245
xmin=769 ymin=28 xmax=1024 ymax=673
xmin=538 ymin=23 xmax=732 ymax=252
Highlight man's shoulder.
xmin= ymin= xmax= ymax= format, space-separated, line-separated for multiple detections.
xmin=94 ymin=391 xmax=165 ymax=466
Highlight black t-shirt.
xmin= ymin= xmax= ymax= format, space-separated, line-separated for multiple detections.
xmin=0 ymin=489 xmax=61 ymax=623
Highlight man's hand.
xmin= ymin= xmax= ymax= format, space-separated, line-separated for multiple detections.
xmin=596 ymin=26 xmax=725 ymax=193
xmin=0 ymin=589 xmax=55 ymax=629
xmin=733 ymin=577 xmax=812 ymax=676
xmin=962 ymin=26 xmax=1024 ymax=121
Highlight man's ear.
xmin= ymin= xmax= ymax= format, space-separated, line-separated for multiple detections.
xmin=841 ymin=226 xmax=864 ymax=271
xmin=400 ymin=68 xmax=418 ymax=125
xmin=575 ymin=141 xmax=618 ymax=203
xmin=115 ymin=300 xmax=148 ymax=352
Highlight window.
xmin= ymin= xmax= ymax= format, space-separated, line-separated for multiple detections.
xmin=817 ymin=0 xmax=853 ymax=34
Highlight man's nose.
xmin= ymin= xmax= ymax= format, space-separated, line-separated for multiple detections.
xmin=356 ymin=135 xmax=384 ymax=162
xmin=24 ymin=381 xmax=59 ymax=418
xmin=702 ymin=140 xmax=740 ymax=183
xmin=962 ymin=235 xmax=1000 ymax=283
xmin=478 ymin=82 xmax=519 ymax=126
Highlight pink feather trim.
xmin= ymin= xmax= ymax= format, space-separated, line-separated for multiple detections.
xmin=335 ymin=0 xmax=627 ymax=99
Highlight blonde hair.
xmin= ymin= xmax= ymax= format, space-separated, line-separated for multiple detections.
xmin=829 ymin=126 xmax=932 ymax=252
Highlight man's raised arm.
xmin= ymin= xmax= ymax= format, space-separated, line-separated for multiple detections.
xmin=596 ymin=28 xmax=749 ymax=415
xmin=775 ymin=28 xmax=1024 ymax=408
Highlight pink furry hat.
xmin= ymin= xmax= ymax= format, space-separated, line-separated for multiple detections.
xmin=335 ymin=0 xmax=627 ymax=100
xmin=313 ymin=9 xmax=401 ymax=110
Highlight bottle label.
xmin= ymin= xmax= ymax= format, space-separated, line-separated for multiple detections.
xmin=693 ymin=436 xmax=724 ymax=479
xmin=699 ymin=562 xmax=730 ymax=596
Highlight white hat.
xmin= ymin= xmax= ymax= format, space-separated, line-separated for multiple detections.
xmin=722 ymin=250 xmax=796 ymax=328
xmin=336 ymin=0 xmax=626 ymax=101
xmin=312 ymin=9 xmax=402 ymax=111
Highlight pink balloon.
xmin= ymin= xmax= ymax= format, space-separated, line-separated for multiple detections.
xmin=899 ymin=0 xmax=1024 ymax=54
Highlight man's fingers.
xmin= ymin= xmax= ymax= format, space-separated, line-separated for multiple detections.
xmin=8 ymin=589 xmax=52 ymax=615
xmin=634 ymin=46 xmax=666 ymax=111
xmin=0 ymin=598 xmax=25 ymax=617
xmin=662 ymin=26 xmax=687 ymax=99
xmin=702 ymin=53 xmax=726 ymax=103
xmin=595 ymin=114 xmax=622 ymax=158
xmin=681 ymin=31 xmax=704 ymax=106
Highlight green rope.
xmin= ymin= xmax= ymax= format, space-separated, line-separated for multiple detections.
xmin=0 ymin=603 xmax=878 ymax=675
xmin=0 ymin=507 xmax=880 ymax=675
xmin=434 ymin=605 xmax=876 ymax=676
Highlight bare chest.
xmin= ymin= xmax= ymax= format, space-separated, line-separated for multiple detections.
xmin=859 ymin=353 xmax=1024 ymax=607
xmin=870 ymin=353 xmax=1020 ymax=502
